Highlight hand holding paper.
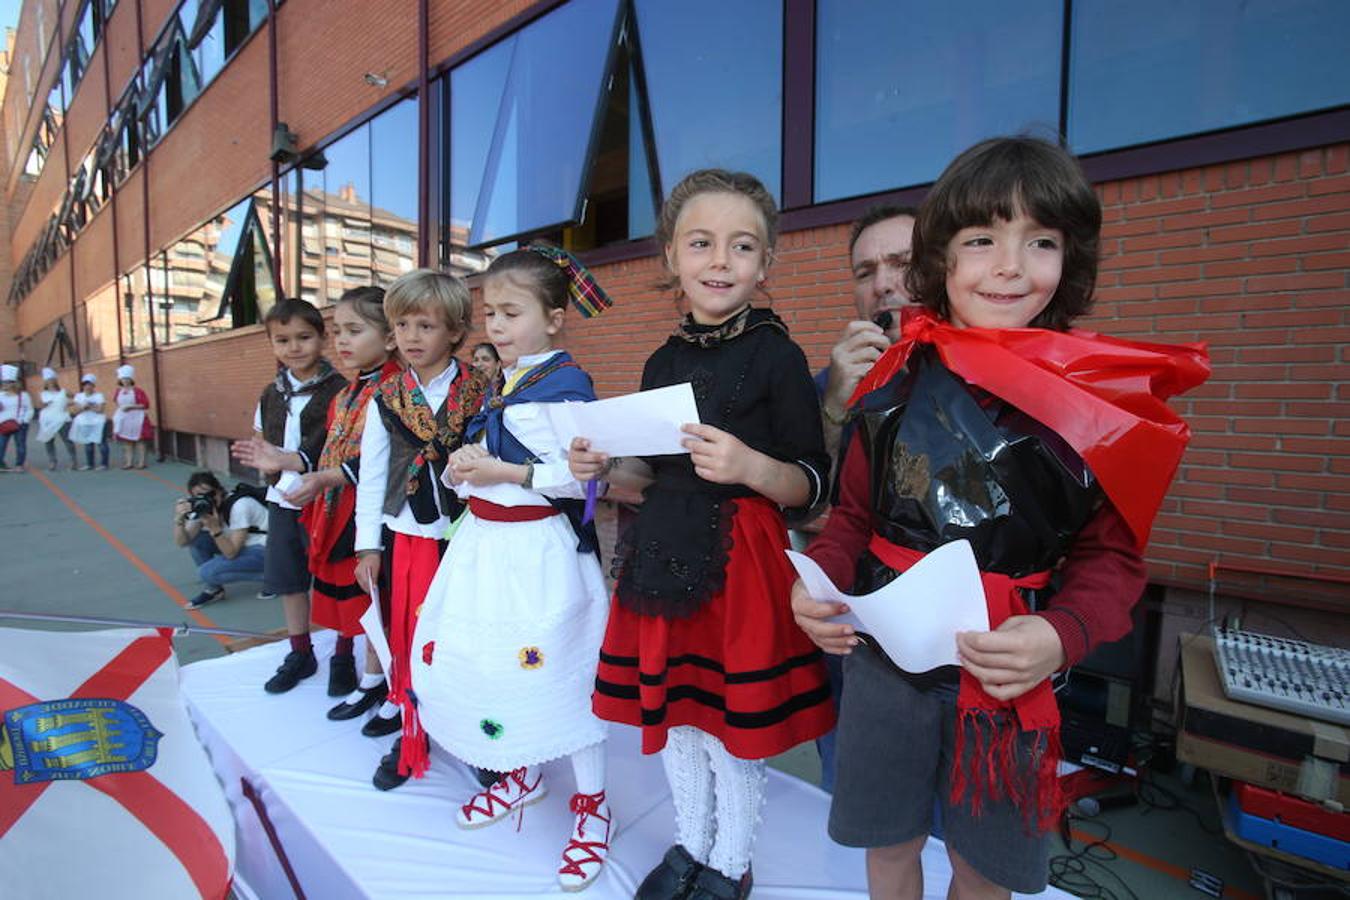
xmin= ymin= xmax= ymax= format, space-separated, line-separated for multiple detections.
xmin=786 ymin=540 xmax=989 ymax=673
xmin=547 ymin=383 xmax=700 ymax=458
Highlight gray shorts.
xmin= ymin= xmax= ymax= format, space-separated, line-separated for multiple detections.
xmin=263 ymin=503 xmax=311 ymax=596
xmin=828 ymin=642 xmax=1050 ymax=893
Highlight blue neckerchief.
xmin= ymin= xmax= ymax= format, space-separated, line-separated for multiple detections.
xmin=464 ymin=351 xmax=599 ymax=555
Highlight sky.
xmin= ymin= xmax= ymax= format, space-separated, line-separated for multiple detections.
xmin=0 ymin=0 xmax=21 ymax=37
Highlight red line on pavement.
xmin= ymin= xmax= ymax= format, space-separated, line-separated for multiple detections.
xmin=26 ymin=469 xmax=231 ymax=646
xmin=1067 ymin=827 xmax=1261 ymax=900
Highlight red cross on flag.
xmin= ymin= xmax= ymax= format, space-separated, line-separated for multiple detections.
xmin=0 ymin=627 xmax=234 ymax=898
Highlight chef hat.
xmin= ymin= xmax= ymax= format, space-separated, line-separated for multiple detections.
xmin=116 ymin=364 xmax=135 ymax=380
xmin=42 ymin=367 xmax=57 ymax=380
xmin=81 ymin=373 xmax=96 ymax=384
xmin=0 ymin=364 xmax=17 ymax=382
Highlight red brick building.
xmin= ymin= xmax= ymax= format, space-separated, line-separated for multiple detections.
xmin=1 ymin=0 xmax=1347 ymax=693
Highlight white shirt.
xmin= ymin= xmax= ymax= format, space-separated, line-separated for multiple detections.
xmin=252 ymin=370 xmax=322 ymax=509
xmin=225 ymin=495 xmax=269 ymax=549
xmin=0 ymin=391 xmax=33 ymax=424
xmin=72 ymin=390 xmax=106 ymax=419
xmin=354 ymin=360 xmax=461 ymax=551
xmin=40 ymin=389 xmax=69 ymax=410
xmin=448 ymin=351 xmax=586 ymax=506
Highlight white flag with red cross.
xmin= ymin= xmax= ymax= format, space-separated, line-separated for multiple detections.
xmin=0 ymin=627 xmax=234 ymax=899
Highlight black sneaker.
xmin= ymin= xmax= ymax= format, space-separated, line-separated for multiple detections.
xmin=361 ymin=709 xmax=402 ymax=737
xmin=686 ymin=867 xmax=753 ymax=900
xmin=188 ymin=586 xmax=225 ymax=609
xmin=636 ymin=845 xmax=706 ymax=900
xmin=327 ymin=682 xmax=388 ymax=721
xmin=372 ymin=738 xmax=410 ymax=791
xmin=264 ymin=650 xmax=317 ymax=694
xmin=256 ymin=590 xmax=279 ymax=601
xmin=328 ymin=653 xmax=358 ymax=697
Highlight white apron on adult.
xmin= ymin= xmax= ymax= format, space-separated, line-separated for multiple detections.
xmin=113 ymin=387 xmax=146 ymax=441
xmin=36 ymin=390 xmax=70 ymax=443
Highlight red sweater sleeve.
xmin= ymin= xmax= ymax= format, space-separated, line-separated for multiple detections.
xmin=1036 ymin=499 xmax=1147 ymax=667
xmin=804 ymin=435 xmax=872 ymax=591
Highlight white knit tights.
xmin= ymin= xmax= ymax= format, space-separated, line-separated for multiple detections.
xmin=570 ymin=740 xmax=606 ymax=797
xmin=661 ymin=726 xmax=766 ymax=879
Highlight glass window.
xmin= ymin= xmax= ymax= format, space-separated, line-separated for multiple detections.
xmin=814 ymin=0 xmax=1061 ymax=202
xmin=370 ymin=98 xmax=419 ymax=285
xmin=302 ymin=123 xmax=372 ymax=302
xmin=1069 ymin=0 xmax=1350 ymax=154
xmin=191 ymin=0 xmax=228 ymax=86
xmin=450 ymin=0 xmax=622 ymax=247
xmin=635 ymin=0 xmax=782 ymax=205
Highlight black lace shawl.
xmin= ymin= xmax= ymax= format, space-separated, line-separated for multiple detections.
xmin=613 ymin=306 xmax=829 ymax=618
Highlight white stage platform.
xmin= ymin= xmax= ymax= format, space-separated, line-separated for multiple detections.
xmin=181 ymin=634 xmax=1069 ymax=899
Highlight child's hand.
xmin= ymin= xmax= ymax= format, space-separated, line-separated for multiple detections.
xmin=354 ymin=552 xmax=381 ymax=594
xmin=681 ymin=424 xmax=756 ymax=486
xmin=568 ymin=437 xmax=609 ymax=481
xmin=790 ymin=579 xmax=858 ymax=655
xmin=231 ymin=437 xmax=288 ymax=475
xmin=956 ymin=615 xmax=1067 ymax=702
xmin=450 ymin=447 xmax=508 ymax=487
xmin=282 ymin=471 xmax=328 ymax=506
xmin=447 ymin=445 xmax=488 ymax=485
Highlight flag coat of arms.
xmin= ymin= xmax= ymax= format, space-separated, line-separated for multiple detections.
xmin=0 ymin=627 xmax=235 ymax=899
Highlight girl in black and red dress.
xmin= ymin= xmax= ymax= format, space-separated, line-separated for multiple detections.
xmin=283 ymin=287 xmax=401 ymax=709
xmin=570 ymin=169 xmax=833 ymax=900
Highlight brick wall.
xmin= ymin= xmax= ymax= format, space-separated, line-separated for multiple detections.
xmin=0 ymin=0 xmax=1343 ymax=600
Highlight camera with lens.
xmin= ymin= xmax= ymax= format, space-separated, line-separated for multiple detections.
xmin=186 ymin=493 xmax=216 ymax=520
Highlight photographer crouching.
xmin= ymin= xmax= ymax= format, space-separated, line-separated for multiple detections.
xmin=173 ymin=471 xmax=270 ymax=608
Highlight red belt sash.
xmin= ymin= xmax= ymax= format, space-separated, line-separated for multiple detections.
xmin=468 ymin=496 xmax=559 ymax=521
xmin=867 ymin=533 xmax=1064 ymax=831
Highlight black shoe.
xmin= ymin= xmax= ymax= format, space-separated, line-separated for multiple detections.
xmin=264 ymin=650 xmax=318 ymax=694
xmin=372 ymin=738 xmax=410 ymax=791
xmin=686 ymin=867 xmax=752 ymax=900
xmin=327 ymin=682 xmax=388 ymax=721
xmin=327 ymin=653 xmax=358 ymax=697
xmin=636 ymin=845 xmax=706 ymax=900
xmin=361 ymin=709 xmax=402 ymax=737
xmin=188 ymin=586 xmax=225 ymax=609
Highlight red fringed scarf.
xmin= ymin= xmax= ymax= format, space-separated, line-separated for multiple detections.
xmin=851 ymin=308 xmax=1210 ymax=831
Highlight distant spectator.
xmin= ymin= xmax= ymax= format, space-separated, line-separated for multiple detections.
xmin=470 ymin=342 xmax=502 ymax=382
xmin=0 ymin=364 xmax=34 ymax=473
xmin=36 ymin=368 xmax=78 ymax=470
xmin=112 ymin=364 xmax=155 ymax=469
xmin=69 ymin=374 xmax=110 ymax=471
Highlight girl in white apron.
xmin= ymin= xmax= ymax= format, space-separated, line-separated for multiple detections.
xmin=36 ymin=367 xmax=77 ymax=470
xmin=112 ymin=364 xmax=154 ymax=468
xmin=69 ymin=374 xmax=109 ymax=470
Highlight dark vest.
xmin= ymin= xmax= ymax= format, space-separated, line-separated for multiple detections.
xmin=257 ymin=370 xmax=347 ymax=484
xmin=374 ymin=371 xmax=473 ymax=522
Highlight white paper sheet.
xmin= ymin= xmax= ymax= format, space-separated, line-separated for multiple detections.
xmin=359 ymin=583 xmax=392 ymax=677
xmin=544 ymin=383 xmax=699 ymax=457
xmin=786 ymin=540 xmax=990 ymax=673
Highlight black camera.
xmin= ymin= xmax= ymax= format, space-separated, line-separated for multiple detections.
xmin=186 ymin=494 xmax=216 ymax=520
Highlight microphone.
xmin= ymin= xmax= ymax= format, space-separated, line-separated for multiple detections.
xmin=871 ymin=310 xmax=894 ymax=331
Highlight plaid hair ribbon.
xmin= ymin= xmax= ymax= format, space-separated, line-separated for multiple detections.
xmin=527 ymin=244 xmax=613 ymax=318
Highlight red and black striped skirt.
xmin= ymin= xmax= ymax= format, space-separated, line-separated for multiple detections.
xmin=593 ymin=496 xmax=835 ymax=760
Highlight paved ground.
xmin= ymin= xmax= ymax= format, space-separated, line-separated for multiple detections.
xmin=0 ymin=460 xmax=285 ymax=665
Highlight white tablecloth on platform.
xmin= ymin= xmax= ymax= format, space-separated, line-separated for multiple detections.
xmin=180 ymin=634 xmax=1069 ymax=899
